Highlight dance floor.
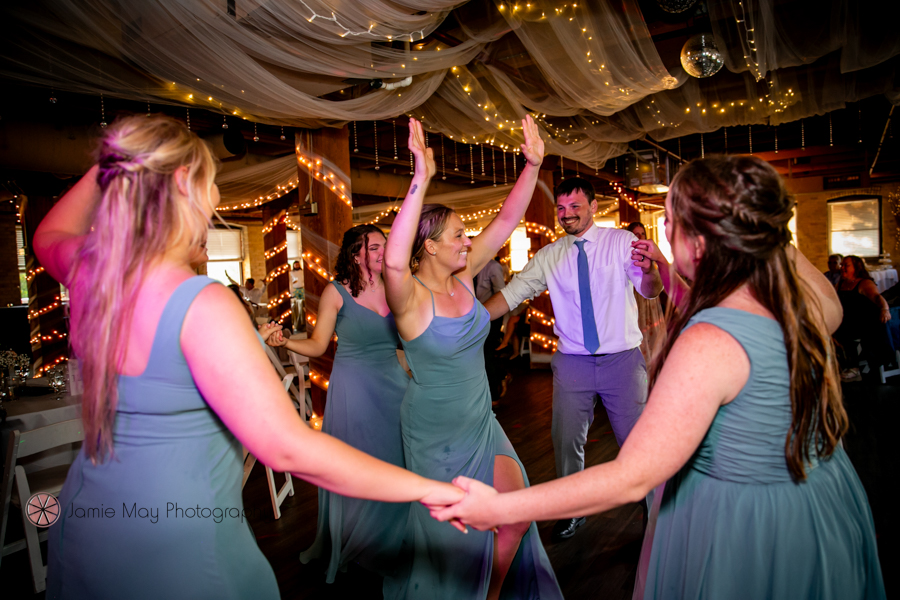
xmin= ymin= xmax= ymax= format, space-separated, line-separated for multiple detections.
xmin=1 ymin=361 xmax=896 ymax=599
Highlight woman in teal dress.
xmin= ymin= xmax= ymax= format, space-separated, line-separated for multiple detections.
xmin=268 ymin=224 xmax=410 ymax=581
xmin=382 ymin=117 xmax=562 ymax=600
xmin=34 ymin=115 xmax=463 ymax=599
xmin=434 ymin=155 xmax=885 ymax=599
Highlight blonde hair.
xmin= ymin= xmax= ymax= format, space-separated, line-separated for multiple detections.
xmin=410 ymin=204 xmax=454 ymax=272
xmin=70 ymin=115 xmax=217 ymax=463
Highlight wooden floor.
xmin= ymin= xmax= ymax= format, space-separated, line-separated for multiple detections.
xmin=2 ymin=360 xmax=896 ymax=599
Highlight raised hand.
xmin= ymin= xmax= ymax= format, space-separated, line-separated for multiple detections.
xmin=429 ymin=476 xmax=503 ymax=532
xmin=408 ymin=117 xmax=436 ymax=181
xmin=631 ymin=238 xmax=666 ymax=274
xmin=520 ymin=114 xmax=544 ymax=167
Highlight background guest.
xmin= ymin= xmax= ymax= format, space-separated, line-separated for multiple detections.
xmin=475 ymin=254 xmax=508 ymax=401
xmin=833 ymin=255 xmax=894 ymax=381
xmin=824 ymin=253 xmax=843 ymax=287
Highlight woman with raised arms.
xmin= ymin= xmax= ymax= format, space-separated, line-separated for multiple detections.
xmin=381 ymin=116 xmax=562 ymax=600
xmin=434 ymin=155 xmax=885 ymax=599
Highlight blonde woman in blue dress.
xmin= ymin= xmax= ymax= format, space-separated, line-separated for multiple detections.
xmin=34 ymin=114 xmax=463 ymax=599
xmin=382 ymin=116 xmax=562 ymax=600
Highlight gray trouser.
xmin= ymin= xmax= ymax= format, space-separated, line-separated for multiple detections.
xmin=550 ymin=348 xmax=648 ymax=478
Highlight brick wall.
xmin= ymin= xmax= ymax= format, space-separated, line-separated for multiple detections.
xmin=0 ymin=212 xmax=21 ymax=307
xmin=245 ymin=223 xmax=267 ymax=302
xmin=789 ymin=178 xmax=900 ymax=271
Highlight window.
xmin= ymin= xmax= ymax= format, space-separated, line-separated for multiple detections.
xmin=828 ymin=197 xmax=880 ymax=257
xmin=206 ymin=228 xmax=243 ymax=286
xmin=16 ymin=226 xmax=27 ymax=304
xmin=655 ymin=213 xmax=673 ymax=263
xmin=509 ymin=226 xmax=531 ymax=272
xmin=286 ymin=230 xmax=302 ymax=263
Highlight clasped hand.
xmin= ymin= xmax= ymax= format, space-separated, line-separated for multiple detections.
xmin=631 ymin=238 xmax=663 ymax=273
xmin=428 ymin=476 xmax=504 ymax=533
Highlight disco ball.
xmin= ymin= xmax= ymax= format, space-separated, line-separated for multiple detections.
xmin=657 ymin=0 xmax=697 ymax=13
xmin=680 ymin=33 xmax=725 ymax=78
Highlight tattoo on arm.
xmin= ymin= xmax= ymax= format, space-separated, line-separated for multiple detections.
xmin=410 ymin=184 xmax=418 ymax=195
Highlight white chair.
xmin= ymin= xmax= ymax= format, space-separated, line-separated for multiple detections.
xmin=1 ymin=419 xmax=84 ymax=593
xmin=239 ymin=345 xmax=312 ymax=520
xmin=857 ymin=341 xmax=900 ymax=384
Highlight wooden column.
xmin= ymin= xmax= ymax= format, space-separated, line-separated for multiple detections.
xmin=526 ymin=169 xmax=558 ymax=368
xmin=22 ymin=195 xmax=68 ymax=375
xmin=297 ymin=126 xmax=352 ymax=415
xmin=262 ymin=191 xmax=296 ymax=324
xmin=618 ymin=192 xmax=641 ymax=226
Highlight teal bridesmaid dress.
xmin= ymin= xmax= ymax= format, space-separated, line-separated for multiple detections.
xmin=383 ymin=276 xmax=562 ymax=600
xmin=47 ymin=277 xmax=280 ymax=599
xmin=300 ymin=281 xmax=409 ymax=581
xmin=644 ymin=308 xmax=885 ymax=599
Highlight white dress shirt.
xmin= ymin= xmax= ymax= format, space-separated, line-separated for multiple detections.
xmin=500 ymin=224 xmax=647 ymax=355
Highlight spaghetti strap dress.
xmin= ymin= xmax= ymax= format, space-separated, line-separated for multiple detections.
xmin=383 ymin=275 xmax=562 ymax=600
xmin=47 ymin=276 xmax=280 ymax=600
xmin=299 ymin=280 xmax=409 ymax=581
xmin=643 ymin=307 xmax=885 ymax=600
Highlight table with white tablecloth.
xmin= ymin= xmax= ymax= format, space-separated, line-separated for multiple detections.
xmin=871 ymin=268 xmax=898 ymax=293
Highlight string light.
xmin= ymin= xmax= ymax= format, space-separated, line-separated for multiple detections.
xmin=440 ymin=135 xmax=446 ymax=180
xmin=264 ymin=241 xmax=288 ymax=260
xmin=99 ymin=94 xmax=107 ymax=128
xmin=295 ymin=154 xmax=352 ymax=207
xmin=774 ymin=126 xmax=778 ymax=154
xmin=298 ymin=1 xmax=424 ymax=41
xmin=216 ymin=179 xmax=299 ymax=212
xmin=503 ymin=149 xmax=508 ymax=185
xmin=301 ymin=251 xmax=336 ymax=282
xmin=222 ymin=114 xmax=229 ymax=130
xmin=25 ymin=266 xmax=45 ymax=282
xmin=186 ymin=108 xmax=191 ymax=131
xmin=454 ymin=140 xmax=459 ymax=171
xmin=373 ymin=121 xmax=380 ymax=170
xmin=392 ymin=120 xmax=399 ymax=159
xmin=469 ymin=144 xmax=475 ymax=184
xmin=749 ymin=124 xmax=753 ymax=155
xmin=352 ymin=121 xmax=358 ymax=152
xmin=700 ymin=132 xmax=704 ymax=158
xmin=480 ymin=143 xmax=485 ymax=176
xmin=29 ymin=296 xmax=61 ymax=321
xmin=829 ymin=113 xmax=833 ymax=147
xmin=253 ymin=122 xmax=260 ymax=143
xmin=801 ymin=119 xmax=806 ymax=150
xmin=280 ymin=126 xmax=286 ymax=141
xmin=492 ymin=146 xmax=497 ymax=187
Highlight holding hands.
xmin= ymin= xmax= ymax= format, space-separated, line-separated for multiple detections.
xmin=631 ymin=238 xmax=667 ymax=270
xmin=430 ymin=476 xmax=504 ymax=532
xmin=258 ymin=321 xmax=283 ymax=344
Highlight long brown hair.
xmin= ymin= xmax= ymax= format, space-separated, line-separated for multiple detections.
xmin=843 ymin=255 xmax=873 ymax=281
xmin=70 ymin=115 xmax=217 ymax=463
xmin=333 ymin=224 xmax=385 ymax=297
xmin=650 ymin=156 xmax=847 ymax=481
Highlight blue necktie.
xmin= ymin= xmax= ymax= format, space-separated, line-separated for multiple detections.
xmin=574 ymin=239 xmax=600 ymax=354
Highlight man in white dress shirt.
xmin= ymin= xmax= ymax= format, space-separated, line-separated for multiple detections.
xmin=484 ymin=177 xmax=662 ymax=540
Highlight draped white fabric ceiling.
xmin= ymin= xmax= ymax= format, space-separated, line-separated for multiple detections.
xmin=2 ymin=0 xmax=899 ymax=175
